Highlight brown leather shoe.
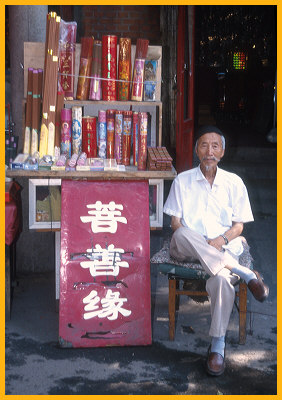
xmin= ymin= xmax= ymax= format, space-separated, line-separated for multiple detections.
xmin=248 ymin=270 xmax=269 ymax=302
xmin=206 ymin=346 xmax=225 ymax=376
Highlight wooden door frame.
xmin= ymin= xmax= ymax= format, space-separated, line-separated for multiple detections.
xmin=176 ymin=5 xmax=195 ymax=172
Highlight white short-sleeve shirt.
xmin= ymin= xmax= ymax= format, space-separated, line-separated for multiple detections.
xmin=163 ymin=165 xmax=254 ymax=256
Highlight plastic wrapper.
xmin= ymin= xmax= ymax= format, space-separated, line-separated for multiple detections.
xmin=117 ymin=38 xmax=131 ymax=101
xmin=122 ymin=111 xmax=132 ymax=166
xmin=102 ymin=35 xmax=117 ymax=101
xmin=72 ymin=106 xmax=82 ymax=154
xmin=137 ymin=112 xmax=148 ymax=170
xmin=132 ymin=112 xmax=139 ymax=166
xmin=89 ymin=40 xmax=102 ymax=100
xmin=106 ymin=109 xmax=115 ymax=159
xmin=77 ymin=37 xmax=94 ymax=100
xmin=61 ymin=108 xmax=72 ymax=158
xmin=144 ymin=60 xmax=157 ymax=101
xmin=114 ymin=111 xmax=123 ymax=164
xmin=98 ymin=111 xmax=107 ymax=158
xmin=82 ymin=116 xmax=97 ymax=158
xmin=58 ymin=20 xmax=77 ymax=100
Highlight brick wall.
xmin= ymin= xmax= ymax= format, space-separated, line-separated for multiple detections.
xmin=82 ymin=5 xmax=161 ymax=45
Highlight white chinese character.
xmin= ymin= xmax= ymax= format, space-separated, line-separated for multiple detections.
xmin=80 ymin=244 xmax=129 ymax=277
xmin=83 ymin=289 xmax=131 ymax=320
xmin=80 ymin=201 xmax=127 ymax=233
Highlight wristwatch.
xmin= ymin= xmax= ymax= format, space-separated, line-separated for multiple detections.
xmin=220 ymin=234 xmax=229 ymax=245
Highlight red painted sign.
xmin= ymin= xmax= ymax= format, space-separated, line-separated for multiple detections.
xmin=59 ymin=180 xmax=151 ymax=347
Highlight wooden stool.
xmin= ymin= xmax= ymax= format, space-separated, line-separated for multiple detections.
xmin=151 ymin=237 xmax=252 ymax=345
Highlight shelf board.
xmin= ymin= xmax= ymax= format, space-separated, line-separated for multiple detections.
xmin=6 ymin=166 xmax=177 ymax=180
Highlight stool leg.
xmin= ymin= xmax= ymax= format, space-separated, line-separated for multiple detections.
xmin=176 ymin=279 xmax=180 ymax=311
xmin=239 ymin=282 xmax=247 ymax=344
xmin=169 ymin=279 xmax=176 ymax=341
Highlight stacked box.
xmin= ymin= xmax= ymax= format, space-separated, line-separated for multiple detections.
xmin=147 ymin=147 xmax=173 ymax=171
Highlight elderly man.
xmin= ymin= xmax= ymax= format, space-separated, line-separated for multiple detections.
xmin=163 ymin=125 xmax=269 ymax=376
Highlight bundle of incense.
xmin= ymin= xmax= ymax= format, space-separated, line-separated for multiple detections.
xmin=47 ymin=14 xmax=61 ymax=157
xmin=89 ymin=40 xmax=102 ymax=100
xmin=122 ymin=111 xmax=132 ymax=166
xmin=39 ymin=12 xmax=61 ymax=158
xmin=131 ymin=39 xmax=149 ymax=101
xmin=82 ymin=116 xmax=97 ymax=158
xmin=118 ymin=38 xmax=131 ymax=101
xmin=72 ymin=106 xmax=82 ymax=154
xmin=114 ymin=111 xmax=123 ymax=164
xmin=102 ymin=35 xmax=117 ymax=101
xmin=147 ymin=147 xmax=173 ymax=170
xmin=76 ymin=152 xmax=87 ymax=166
xmin=106 ymin=109 xmax=115 ymax=159
xmin=76 ymin=36 xmax=94 ymax=100
xmin=66 ymin=153 xmax=78 ymax=171
xmin=56 ymin=153 xmax=67 ymax=166
xmin=60 ymin=108 xmax=72 ymax=157
xmin=98 ymin=110 xmax=107 ymax=158
xmin=137 ymin=112 xmax=148 ymax=170
xmin=38 ymin=68 xmax=43 ymax=123
xmin=58 ymin=19 xmax=77 ymax=100
xmin=54 ymin=91 xmax=64 ymax=157
xmin=23 ymin=67 xmax=33 ymax=154
xmin=30 ymin=69 xmax=40 ymax=155
xmin=132 ymin=111 xmax=139 ymax=166
xmin=68 ymin=153 xmax=78 ymax=167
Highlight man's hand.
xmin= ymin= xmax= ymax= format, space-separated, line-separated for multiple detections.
xmin=207 ymin=236 xmax=225 ymax=252
xmin=171 ymin=216 xmax=184 ymax=232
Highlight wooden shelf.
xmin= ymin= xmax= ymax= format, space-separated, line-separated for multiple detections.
xmin=64 ymin=100 xmax=162 ymax=107
xmin=6 ymin=166 xmax=177 ymax=181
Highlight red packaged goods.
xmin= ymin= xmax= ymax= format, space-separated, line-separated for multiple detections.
xmin=114 ymin=111 xmax=123 ymax=164
xmin=102 ymin=35 xmax=117 ymax=101
xmin=122 ymin=111 xmax=132 ymax=166
xmin=118 ymin=38 xmax=131 ymax=101
xmin=77 ymin=37 xmax=94 ymax=100
xmin=58 ymin=20 xmax=77 ymax=100
xmin=82 ymin=116 xmax=97 ymax=158
xmin=132 ymin=112 xmax=139 ymax=166
xmin=106 ymin=109 xmax=115 ymax=159
xmin=131 ymin=39 xmax=149 ymax=101
xmin=137 ymin=112 xmax=148 ymax=170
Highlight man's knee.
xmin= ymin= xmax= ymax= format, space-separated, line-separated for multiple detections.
xmin=206 ymin=270 xmax=235 ymax=295
xmin=172 ymin=226 xmax=188 ymax=240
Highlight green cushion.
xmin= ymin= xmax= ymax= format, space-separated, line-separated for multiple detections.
xmin=158 ymin=262 xmax=209 ymax=280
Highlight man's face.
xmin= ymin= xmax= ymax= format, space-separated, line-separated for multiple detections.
xmin=195 ymin=132 xmax=225 ymax=170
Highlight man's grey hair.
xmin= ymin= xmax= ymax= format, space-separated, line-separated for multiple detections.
xmin=195 ymin=135 xmax=226 ymax=151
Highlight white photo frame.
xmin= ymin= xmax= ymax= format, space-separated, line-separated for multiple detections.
xmin=149 ymin=179 xmax=164 ymax=228
xmin=29 ymin=179 xmax=61 ymax=230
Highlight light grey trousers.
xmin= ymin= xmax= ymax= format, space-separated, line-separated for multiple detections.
xmin=170 ymin=226 xmax=240 ymax=337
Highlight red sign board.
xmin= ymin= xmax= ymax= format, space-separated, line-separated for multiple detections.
xmin=59 ymin=180 xmax=151 ymax=348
